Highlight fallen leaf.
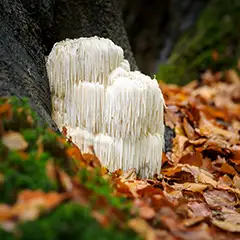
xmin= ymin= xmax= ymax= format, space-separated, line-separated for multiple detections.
xmin=203 ymin=189 xmax=236 ymax=208
xmin=199 ymin=113 xmax=239 ymax=143
xmin=58 ymin=169 xmax=73 ymax=192
xmin=161 ymin=216 xmax=213 ymax=240
xmin=91 ymin=211 xmax=109 ymax=227
xmin=233 ymin=175 xmax=240 ymax=190
xmin=179 ymin=152 xmax=203 ymax=167
xmin=0 ymin=204 xmax=12 ymax=221
xmin=133 ymin=200 xmax=156 ymax=219
xmin=183 ymin=118 xmax=198 ymax=140
xmin=187 ymin=202 xmax=212 ymax=218
xmin=119 ymin=168 xmax=137 ymax=181
xmin=2 ymin=132 xmax=28 ymax=151
xmin=183 ymin=216 xmax=206 ymax=227
xmin=12 ymin=190 xmax=67 ymax=221
xmin=226 ymin=70 xmax=240 ymax=84
xmin=212 ymin=220 xmax=240 ymax=233
xmin=128 ymin=218 xmax=157 ymax=240
xmin=173 ymin=182 xmax=207 ymax=192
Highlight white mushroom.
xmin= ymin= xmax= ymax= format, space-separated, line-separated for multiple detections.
xmin=46 ymin=36 xmax=165 ymax=178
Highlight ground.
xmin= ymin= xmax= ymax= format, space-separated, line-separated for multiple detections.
xmin=0 ymin=68 xmax=240 ymax=239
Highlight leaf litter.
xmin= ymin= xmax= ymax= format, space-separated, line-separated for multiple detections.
xmin=0 ymin=69 xmax=240 ymax=239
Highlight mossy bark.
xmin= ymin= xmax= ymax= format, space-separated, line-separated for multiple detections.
xmin=157 ymin=0 xmax=240 ymax=85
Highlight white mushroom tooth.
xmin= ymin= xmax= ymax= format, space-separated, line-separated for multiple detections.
xmin=120 ymin=59 xmax=131 ymax=72
xmin=104 ymin=72 xmax=164 ymax=140
xmin=67 ymin=128 xmax=163 ymax=178
xmin=72 ymin=82 xmax=105 ymax=134
xmin=47 ymin=36 xmax=124 ymax=87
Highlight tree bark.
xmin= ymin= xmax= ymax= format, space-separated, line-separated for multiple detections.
xmin=0 ymin=0 xmax=137 ymax=132
xmin=0 ymin=0 xmax=58 ymax=131
xmin=53 ymin=0 xmax=138 ymax=70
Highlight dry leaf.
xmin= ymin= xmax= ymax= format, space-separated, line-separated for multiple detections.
xmin=212 ymin=220 xmax=240 ymax=233
xmin=187 ymin=202 xmax=211 ymax=218
xmin=2 ymin=132 xmax=28 ymax=151
xmin=203 ymin=189 xmax=236 ymax=208
xmin=128 ymin=218 xmax=157 ymax=240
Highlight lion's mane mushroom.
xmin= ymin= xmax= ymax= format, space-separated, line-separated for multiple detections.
xmin=46 ymin=36 xmax=165 ymax=178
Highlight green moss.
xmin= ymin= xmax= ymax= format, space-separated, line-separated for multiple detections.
xmin=157 ymin=0 xmax=240 ymax=85
xmin=0 ymin=98 xmax=72 ymax=203
xmin=0 ymin=203 xmax=141 ymax=240
xmin=0 ymin=150 xmax=57 ymax=203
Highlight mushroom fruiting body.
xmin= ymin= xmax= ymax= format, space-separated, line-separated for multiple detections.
xmin=46 ymin=36 xmax=165 ymax=178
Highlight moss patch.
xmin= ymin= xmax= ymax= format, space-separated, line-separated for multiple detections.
xmin=157 ymin=0 xmax=240 ymax=85
xmin=0 ymin=203 xmax=140 ymax=240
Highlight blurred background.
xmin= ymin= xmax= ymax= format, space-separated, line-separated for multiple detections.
xmin=120 ymin=0 xmax=240 ymax=85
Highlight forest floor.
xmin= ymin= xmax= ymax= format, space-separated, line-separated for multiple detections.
xmin=0 ymin=69 xmax=240 ymax=240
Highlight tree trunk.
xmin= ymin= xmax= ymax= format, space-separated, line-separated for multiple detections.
xmin=0 ymin=0 xmax=137 ymax=132
xmin=53 ymin=0 xmax=138 ymax=70
xmin=0 ymin=0 xmax=58 ymax=131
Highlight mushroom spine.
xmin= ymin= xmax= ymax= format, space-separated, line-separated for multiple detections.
xmin=46 ymin=36 xmax=165 ymax=178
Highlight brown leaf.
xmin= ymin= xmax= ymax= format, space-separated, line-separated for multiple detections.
xmin=220 ymin=163 xmax=237 ymax=176
xmin=226 ymin=70 xmax=240 ymax=84
xmin=66 ymin=144 xmax=84 ymax=162
xmin=189 ymin=138 xmax=207 ymax=146
xmin=133 ymin=199 xmax=156 ymax=219
xmin=218 ymin=175 xmax=233 ymax=187
xmin=2 ymin=132 xmax=28 ymax=151
xmin=187 ymin=202 xmax=212 ymax=218
xmin=171 ymin=134 xmax=189 ymax=163
xmin=0 ymin=204 xmax=12 ymax=221
xmin=230 ymin=148 xmax=240 ymax=165
xmin=161 ymin=216 xmax=213 ymax=240
xmin=119 ymin=168 xmax=137 ymax=181
xmin=233 ymin=175 xmax=240 ymax=190
xmin=46 ymin=160 xmax=57 ymax=183
xmin=179 ymin=152 xmax=203 ymax=167
xmin=217 ymin=207 xmax=240 ymax=225
xmin=183 ymin=118 xmax=198 ymax=140
xmin=183 ymin=216 xmax=206 ymax=227
xmin=0 ymin=102 xmax=12 ymax=120
xmin=212 ymin=220 xmax=240 ymax=233
xmin=13 ymin=190 xmax=67 ymax=221
xmin=173 ymin=182 xmax=207 ymax=192
xmin=128 ymin=218 xmax=157 ymax=240
xmin=162 ymin=164 xmax=218 ymax=186
xmin=198 ymin=113 xmax=239 ymax=143
xmin=82 ymin=153 xmax=101 ymax=168
xmin=182 ymin=165 xmax=218 ymax=187
xmin=162 ymin=152 xmax=170 ymax=165
xmin=58 ymin=169 xmax=73 ymax=192
xmin=91 ymin=211 xmax=109 ymax=227
xmin=203 ymin=189 xmax=236 ymax=208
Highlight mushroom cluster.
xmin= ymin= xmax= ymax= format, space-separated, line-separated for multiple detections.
xmin=46 ymin=36 xmax=165 ymax=178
